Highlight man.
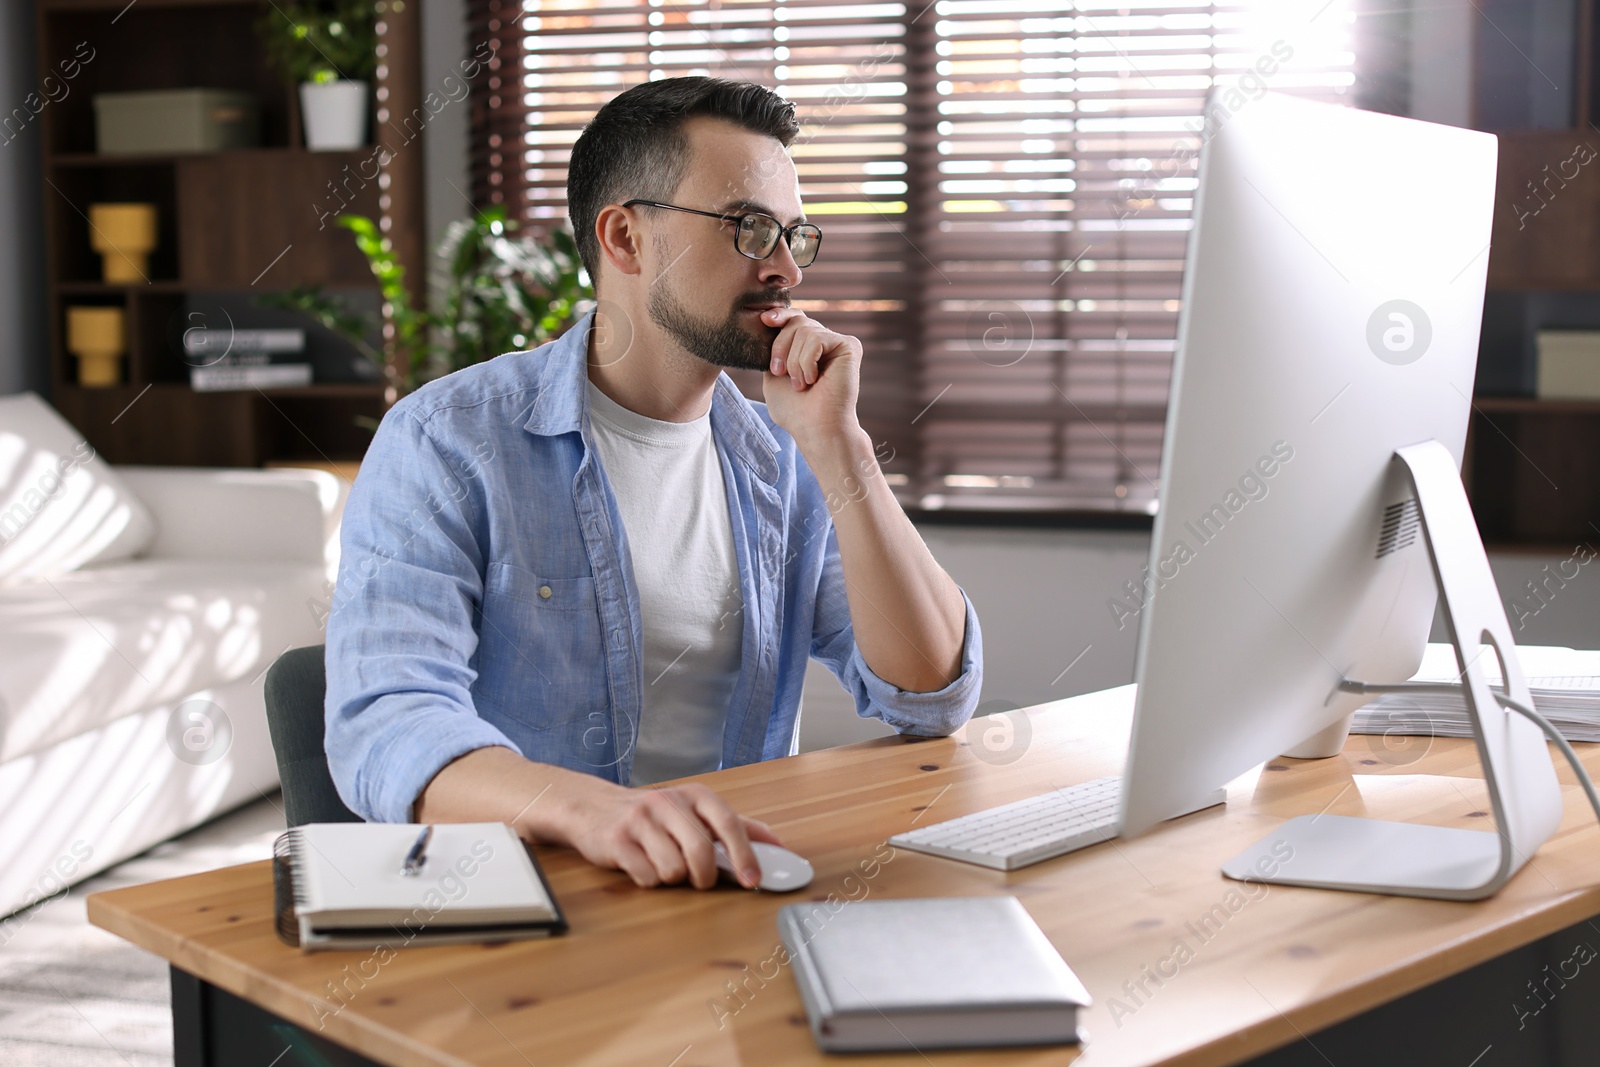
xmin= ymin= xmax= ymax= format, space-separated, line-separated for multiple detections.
xmin=325 ymin=77 xmax=983 ymax=892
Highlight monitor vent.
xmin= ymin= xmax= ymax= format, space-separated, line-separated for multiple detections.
xmin=1376 ymin=499 xmax=1421 ymax=559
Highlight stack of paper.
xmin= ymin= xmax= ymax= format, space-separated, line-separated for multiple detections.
xmin=1350 ymin=643 xmax=1600 ymax=742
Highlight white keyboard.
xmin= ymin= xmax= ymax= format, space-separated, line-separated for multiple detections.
xmin=888 ymin=776 xmax=1226 ymax=871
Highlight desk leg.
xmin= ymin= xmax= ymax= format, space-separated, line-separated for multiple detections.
xmin=170 ymin=968 xmax=205 ymax=1067
xmin=168 ymin=965 xmax=383 ymax=1066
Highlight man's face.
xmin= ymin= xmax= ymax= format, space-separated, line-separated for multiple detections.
xmin=641 ymin=116 xmax=806 ymax=372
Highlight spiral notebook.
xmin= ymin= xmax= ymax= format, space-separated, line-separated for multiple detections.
xmin=273 ymin=822 xmax=566 ymax=950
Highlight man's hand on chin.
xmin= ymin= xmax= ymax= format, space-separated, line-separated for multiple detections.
xmin=759 ymin=307 xmax=870 ymax=458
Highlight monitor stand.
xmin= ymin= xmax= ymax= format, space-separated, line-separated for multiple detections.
xmin=1219 ymin=440 xmax=1564 ymax=901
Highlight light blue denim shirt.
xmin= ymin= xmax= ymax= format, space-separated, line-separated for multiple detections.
xmin=325 ymin=312 xmax=984 ymax=823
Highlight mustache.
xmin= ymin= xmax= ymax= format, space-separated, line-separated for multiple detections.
xmin=735 ymin=290 xmax=791 ymax=311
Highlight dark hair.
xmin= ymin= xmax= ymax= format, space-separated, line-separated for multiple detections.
xmin=567 ymin=77 xmax=800 ymax=280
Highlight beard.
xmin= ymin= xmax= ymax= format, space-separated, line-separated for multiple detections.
xmin=647 ymin=275 xmax=788 ymax=373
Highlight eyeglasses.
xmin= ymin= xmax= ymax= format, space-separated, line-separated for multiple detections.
xmin=621 ymin=199 xmax=822 ymax=268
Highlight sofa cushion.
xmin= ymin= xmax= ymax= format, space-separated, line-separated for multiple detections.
xmin=0 ymin=392 xmax=156 ymax=586
xmin=0 ymin=558 xmax=328 ymax=765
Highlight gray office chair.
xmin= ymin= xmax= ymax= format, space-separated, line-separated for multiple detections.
xmin=263 ymin=644 xmax=361 ymax=828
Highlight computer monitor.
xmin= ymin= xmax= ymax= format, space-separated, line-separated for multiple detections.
xmin=1117 ymin=91 xmax=1562 ymax=900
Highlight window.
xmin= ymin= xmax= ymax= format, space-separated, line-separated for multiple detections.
xmin=470 ymin=0 xmax=1360 ymax=514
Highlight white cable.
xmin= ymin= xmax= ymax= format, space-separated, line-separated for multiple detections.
xmin=1495 ymin=692 xmax=1600 ymax=831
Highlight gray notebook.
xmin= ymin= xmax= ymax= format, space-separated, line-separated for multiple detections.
xmin=777 ymin=896 xmax=1090 ymax=1051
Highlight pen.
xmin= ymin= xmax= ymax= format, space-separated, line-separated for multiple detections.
xmin=401 ymin=825 xmax=432 ymax=877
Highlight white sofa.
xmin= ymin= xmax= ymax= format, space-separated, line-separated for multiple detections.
xmin=0 ymin=393 xmax=345 ymax=920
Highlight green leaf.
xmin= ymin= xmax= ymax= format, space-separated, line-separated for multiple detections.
xmin=257 ymin=0 xmax=377 ymax=85
xmin=302 ymin=206 xmax=594 ymax=395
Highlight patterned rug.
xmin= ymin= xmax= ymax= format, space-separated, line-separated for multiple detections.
xmin=0 ymin=795 xmax=286 ymax=1066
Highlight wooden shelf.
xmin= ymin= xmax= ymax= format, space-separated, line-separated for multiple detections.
xmin=49 ymin=152 xmax=179 ymax=168
xmin=59 ymin=280 xmax=185 ymax=293
xmin=63 ymin=381 xmax=385 ymax=398
xmin=1462 ymin=0 xmax=1600 ymax=547
xmin=39 ymin=0 xmax=261 ymax=11
xmin=37 ymin=0 xmax=416 ymax=468
xmin=185 ymin=383 xmax=385 ymax=399
xmin=57 ymin=279 xmax=380 ymax=295
xmin=49 ymin=146 xmax=361 ymax=167
xmin=52 ymin=381 xmax=386 ymax=466
xmin=1485 ymin=131 xmax=1600 ymax=290
xmin=1465 ymin=405 xmax=1600 ymax=546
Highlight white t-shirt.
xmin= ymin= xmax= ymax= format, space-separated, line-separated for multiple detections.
xmin=585 ymin=380 xmax=743 ymax=786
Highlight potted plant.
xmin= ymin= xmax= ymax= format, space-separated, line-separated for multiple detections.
xmin=259 ymin=0 xmax=376 ymax=150
xmin=261 ymin=206 xmax=591 ymax=402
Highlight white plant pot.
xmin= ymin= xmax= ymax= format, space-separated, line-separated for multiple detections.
xmin=300 ymin=80 xmax=368 ymax=150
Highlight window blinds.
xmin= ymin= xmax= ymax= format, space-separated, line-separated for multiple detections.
xmin=469 ymin=0 xmax=1358 ymax=513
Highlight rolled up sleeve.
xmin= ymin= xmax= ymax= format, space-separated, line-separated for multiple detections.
xmin=809 ymin=525 xmax=984 ymax=737
xmin=324 ymin=408 xmax=519 ymax=824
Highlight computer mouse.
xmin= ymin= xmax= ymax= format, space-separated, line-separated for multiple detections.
xmin=713 ymin=841 xmax=814 ymax=892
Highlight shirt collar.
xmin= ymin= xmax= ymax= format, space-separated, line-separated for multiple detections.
xmin=522 ymin=310 xmax=781 ymax=485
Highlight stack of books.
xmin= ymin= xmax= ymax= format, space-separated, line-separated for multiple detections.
xmin=184 ymin=327 xmax=312 ymax=391
xmin=1350 ymin=643 xmax=1600 ymax=741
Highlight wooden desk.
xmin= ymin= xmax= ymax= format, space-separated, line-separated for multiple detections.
xmin=89 ymin=686 xmax=1600 ymax=1066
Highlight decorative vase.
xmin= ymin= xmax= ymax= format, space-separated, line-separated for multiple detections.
xmin=300 ymin=81 xmax=369 ymax=150
xmin=67 ymin=306 xmax=126 ymax=387
xmin=88 ymin=203 xmax=157 ymax=283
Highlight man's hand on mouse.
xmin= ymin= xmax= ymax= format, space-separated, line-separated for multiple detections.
xmin=759 ymin=307 xmax=866 ymax=454
xmin=557 ymin=776 xmax=783 ymax=889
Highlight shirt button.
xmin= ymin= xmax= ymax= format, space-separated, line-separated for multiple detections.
xmin=538 ymin=585 xmax=553 ymax=599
